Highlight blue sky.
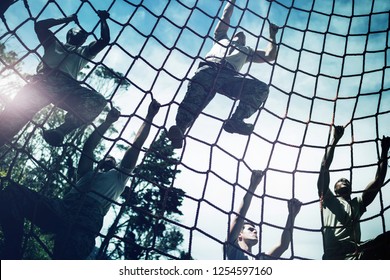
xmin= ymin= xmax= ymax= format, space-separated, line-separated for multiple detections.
xmin=1 ymin=0 xmax=390 ymax=260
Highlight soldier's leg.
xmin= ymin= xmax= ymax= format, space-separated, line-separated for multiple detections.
xmin=52 ymin=195 xmax=104 ymax=260
xmin=0 ymin=183 xmax=63 ymax=259
xmin=44 ymin=77 xmax=107 ymax=146
xmin=220 ymin=76 xmax=269 ymax=135
xmin=168 ymin=66 xmax=217 ymax=149
xmin=53 ymin=227 xmax=97 ymax=260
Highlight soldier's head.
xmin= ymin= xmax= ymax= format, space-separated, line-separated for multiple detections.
xmin=97 ymin=155 xmax=117 ymax=172
xmin=238 ymin=222 xmax=258 ymax=246
xmin=232 ymin=30 xmax=246 ymax=46
xmin=66 ymin=27 xmax=88 ymax=47
xmin=334 ymin=178 xmax=352 ymax=199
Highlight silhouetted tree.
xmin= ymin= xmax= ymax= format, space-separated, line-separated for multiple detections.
xmin=99 ymin=133 xmax=187 ymax=260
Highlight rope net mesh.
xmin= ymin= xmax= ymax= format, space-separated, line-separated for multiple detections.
xmin=0 ymin=0 xmax=389 ymax=260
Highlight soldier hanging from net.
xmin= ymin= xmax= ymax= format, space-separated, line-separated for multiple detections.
xmin=317 ymin=126 xmax=390 ymax=260
xmin=225 ymin=170 xmax=302 ymax=260
xmin=0 ymin=10 xmax=110 ymax=148
xmin=0 ymin=100 xmax=160 ymax=259
xmin=168 ymin=0 xmax=278 ymax=149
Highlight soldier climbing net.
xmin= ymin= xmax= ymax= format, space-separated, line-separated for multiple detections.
xmin=0 ymin=0 xmax=389 ymax=260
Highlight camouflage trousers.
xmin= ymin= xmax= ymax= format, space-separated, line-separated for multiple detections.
xmin=0 ymin=71 xmax=107 ymax=146
xmin=0 ymin=183 xmax=104 ymax=259
xmin=176 ymin=62 xmax=269 ymax=131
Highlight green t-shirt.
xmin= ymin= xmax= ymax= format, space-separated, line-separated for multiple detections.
xmin=37 ymin=40 xmax=95 ymax=79
xmin=322 ymin=191 xmax=366 ymax=259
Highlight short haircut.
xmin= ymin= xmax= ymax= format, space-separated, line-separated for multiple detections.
xmin=242 ymin=221 xmax=256 ymax=231
xmin=334 ymin=177 xmax=351 ymax=191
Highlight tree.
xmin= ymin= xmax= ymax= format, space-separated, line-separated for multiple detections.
xmin=0 ymin=41 xmax=25 ymax=109
xmin=80 ymin=64 xmax=131 ymax=99
xmin=97 ymin=132 xmax=188 ymax=260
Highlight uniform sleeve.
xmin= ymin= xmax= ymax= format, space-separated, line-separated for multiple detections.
xmin=80 ymin=45 xmax=96 ymax=60
xmin=225 ymin=241 xmax=236 ymax=260
xmin=214 ymin=29 xmax=229 ymax=42
xmin=244 ymin=46 xmax=255 ymax=63
xmin=356 ymin=196 xmax=367 ymax=217
xmin=115 ymin=168 xmax=131 ymax=186
xmin=322 ymin=191 xmax=352 ymax=225
xmin=322 ymin=188 xmax=336 ymax=207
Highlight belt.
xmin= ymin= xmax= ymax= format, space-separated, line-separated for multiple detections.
xmin=201 ymin=58 xmax=236 ymax=71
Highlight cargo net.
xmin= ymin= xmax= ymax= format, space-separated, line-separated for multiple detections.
xmin=0 ymin=0 xmax=389 ymax=260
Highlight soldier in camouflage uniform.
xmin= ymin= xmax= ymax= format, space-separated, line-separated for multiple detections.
xmin=167 ymin=0 xmax=279 ymax=149
xmin=0 ymin=10 xmax=110 ymax=148
xmin=0 ymin=101 xmax=160 ymax=259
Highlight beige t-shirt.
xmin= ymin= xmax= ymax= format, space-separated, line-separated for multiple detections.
xmin=322 ymin=191 xmax=366 ymax=259
xmin=205 ymin=31 xmax=254 ymax=71
xmin=37 ymin=40 xmax=94 ymax=79
xmin=69 ymin=169 xmax=130 ymax=215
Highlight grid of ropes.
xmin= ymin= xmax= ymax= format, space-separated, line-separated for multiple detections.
xmin=0 ymin=0 xmax=389 ymax=260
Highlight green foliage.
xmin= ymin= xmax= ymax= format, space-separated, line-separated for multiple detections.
xmin=0 ymin=41 xmax=25 ymax=109
xmin=103 ymin=133 xmax=187 ymax=260
xmin=22 ymin=228 xmax=54 ymax=260
xmin=79 ymin=65 xmax=131 ymax=98
xmin=0 ymin=43 xmax=18 ymax=67
xmin=94 ymin=65 xmax=131 ymax=90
